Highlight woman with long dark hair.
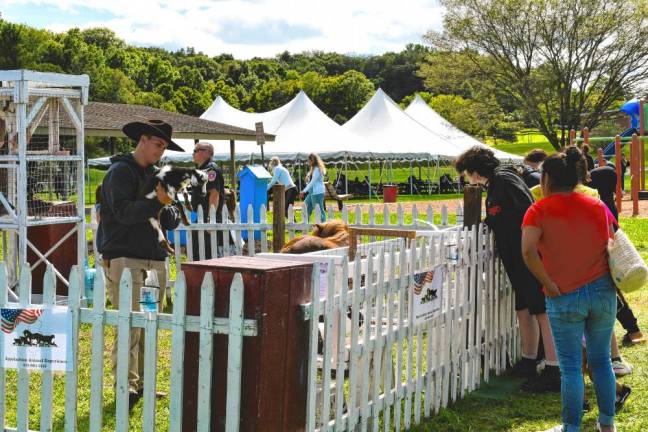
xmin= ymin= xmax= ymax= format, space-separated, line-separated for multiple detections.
xmin=522 ymin=147 xmax=617 ymax=432
xmin=300 ymin=153 xmax=327 ymax=222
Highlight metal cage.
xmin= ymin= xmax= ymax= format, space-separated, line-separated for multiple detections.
xmin=0 ymin=70 xmax=88 ymax=294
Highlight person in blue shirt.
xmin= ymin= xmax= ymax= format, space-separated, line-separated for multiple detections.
xmin=267 ymin=156 xmax=297 ymax=217
xmin=300 ymin=153 xmax=327 ymax=222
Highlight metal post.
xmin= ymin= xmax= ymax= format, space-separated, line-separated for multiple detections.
xmin=344 ymin=154 xmax=348 ymax=194
xmin=427 ymin=156 xmax=431 ymax=194
xmin=368 ymin=157 xmax=372 ymax=199
xmin=75 ymin=96 xmax=86 ymax=272
xmin=229 ymin=139 xmax=236 ymax=192
xmin=16 ymin=80 xmax=28 ymax=276
xmin=409 ymin=160 xmax=413 ymax=195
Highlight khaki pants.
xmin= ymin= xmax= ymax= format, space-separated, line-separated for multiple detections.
xmin=103 ymin=257 xmax=167 ymax=393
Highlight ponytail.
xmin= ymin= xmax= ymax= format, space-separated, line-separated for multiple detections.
xmin=541 ymin=146 xmax=580 ymax=192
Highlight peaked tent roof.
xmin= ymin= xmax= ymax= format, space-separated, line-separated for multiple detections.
xmin=343 ymin=88 xmax=464 ymax=159
xmin=404 ymin=95 xmax=522 ymax=161
xmin=163 ymin=91 xmax=378 ymax=163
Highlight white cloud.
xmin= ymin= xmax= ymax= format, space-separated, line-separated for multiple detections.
xmin=7 ymin=0 xmax=444 ymax=58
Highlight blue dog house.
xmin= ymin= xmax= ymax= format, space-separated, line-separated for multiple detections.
xmin=238 ymin=165 xmax=271 ymax=241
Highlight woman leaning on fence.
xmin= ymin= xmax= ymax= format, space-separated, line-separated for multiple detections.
xmin=455 ymin=146 xmax=560 ymax=392
xmin=521 ymin=147 xmax=617 ymax=432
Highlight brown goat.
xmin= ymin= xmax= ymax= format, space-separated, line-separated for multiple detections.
xmin=280 ymin=220 xmax=349 ymax=254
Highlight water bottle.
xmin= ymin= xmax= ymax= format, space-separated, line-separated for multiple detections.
xmin=84 ymin=260 xmax=96 ymax=305
xmin=141 ymin=271 xmax=160 ymax=313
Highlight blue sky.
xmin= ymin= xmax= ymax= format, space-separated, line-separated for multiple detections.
xmin=2 ymin=0 xmax=445 ymax=58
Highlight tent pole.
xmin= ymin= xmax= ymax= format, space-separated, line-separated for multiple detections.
xmin=344 ymin=154 xmax=349 ymax=194
xmin=409 ymin=160 xmax=413 ymax=195
xmin=229 ymin=139 xmax=236 ymax=192
xmin=368 ymin=157 xmax=372 ymax=200
xmin=427 ymin=156 xmax=431 ymax=194
xmin=298 ymin=160 xmax=302 ymax=191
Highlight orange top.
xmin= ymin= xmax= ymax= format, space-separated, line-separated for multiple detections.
xmin=522 ymin=193 xmax=610 ymax=294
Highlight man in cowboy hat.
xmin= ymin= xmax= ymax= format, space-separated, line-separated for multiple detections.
xmin=96 ymin=119 xmax=183 ymax=410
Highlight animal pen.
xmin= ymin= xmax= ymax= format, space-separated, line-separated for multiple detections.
xmin=0 ymin=71 xmax=520 ymax=431
xmin=0 ymin=70 xmax=88 ymax=297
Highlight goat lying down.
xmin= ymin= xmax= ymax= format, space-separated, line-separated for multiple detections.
xmin=141 ymin=165 xmax=208 ymax=253
xmin=280 ymin=219 xmax=349 ymax=254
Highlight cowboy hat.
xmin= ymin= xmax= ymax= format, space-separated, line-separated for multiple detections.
xmin=122 ymin=119 xmax=184 ymax=152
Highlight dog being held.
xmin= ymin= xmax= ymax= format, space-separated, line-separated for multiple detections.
xmin=141 ymin=165 xmax=208 ymax=253
xmin=280 ymin=219 xmax=349 ymax=254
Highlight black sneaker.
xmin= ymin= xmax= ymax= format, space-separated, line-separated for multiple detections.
xmin=615 ymin=385 xmax=631 ymax=412
xmin=521 ymin=366 xmax=561 ymax=393
xmin=137 ymin=388 xmax=167 ymax=399
xmin=507 ymin=358 xmax=537 ymax=379
xmin=128 ymin=391 xmax=142 ymax=411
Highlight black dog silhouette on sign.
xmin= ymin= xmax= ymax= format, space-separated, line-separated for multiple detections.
xmin=420 ymin=287 xmax=438 ymax=304
xmin=12 ymin=329 xmax=57 ymax=347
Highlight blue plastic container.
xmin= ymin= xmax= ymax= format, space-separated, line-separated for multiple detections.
xmin=238 ymin=165 xmax=271 ymax=241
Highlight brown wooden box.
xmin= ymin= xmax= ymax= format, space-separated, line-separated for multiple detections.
xmin=181 ymin=256 xmax=313 ymax=432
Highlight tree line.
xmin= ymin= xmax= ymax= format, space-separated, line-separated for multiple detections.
xmin=3 ymin=0 xmax=646 ymax=155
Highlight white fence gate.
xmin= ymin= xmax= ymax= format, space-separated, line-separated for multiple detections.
xmin=299 ymin=223 xmax=518 ymax=431
xmin=0 ymin=263 xmax=255 ymax=432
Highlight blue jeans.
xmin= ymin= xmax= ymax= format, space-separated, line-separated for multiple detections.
xmin=304 ymin=193 xmax=326 ymax=222
xmin=546 ymin=273 xmax=617 ymax=432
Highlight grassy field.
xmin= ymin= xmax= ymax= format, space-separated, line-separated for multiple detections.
xmin=5 ymin=216 xmax=646 ymax=431
xmin=411 ymin=217 xmax=648 ymax=432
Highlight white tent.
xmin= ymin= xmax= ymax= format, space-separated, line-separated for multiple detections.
xmin=343 ymin=88 xmax=464 ymax=159
xmin=404 ymin=94 xmax=523 ymax=161
xmin=163 ymin=91 xmax=373 ymax=164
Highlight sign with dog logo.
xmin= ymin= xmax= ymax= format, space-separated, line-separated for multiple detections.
xmin=412 ymin=265 xmax=444 ymax=327
xmin=0 ymin=306 xmax=72 ymax=371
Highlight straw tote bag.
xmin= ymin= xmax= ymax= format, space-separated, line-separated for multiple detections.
xmin=607 ymin=222 xmax=648 ymax=293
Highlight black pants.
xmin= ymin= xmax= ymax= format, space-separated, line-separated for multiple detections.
xmin=617 ymin=288 xmax=640 ymax=334
xmin=285 ymin=187 xmax=298 ymax=216
xmin=190 ymin=217 xmax=232 ymax=261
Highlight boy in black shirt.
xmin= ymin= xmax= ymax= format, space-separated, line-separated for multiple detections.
xmin=455 ymin=146 xmax=560 ymax=392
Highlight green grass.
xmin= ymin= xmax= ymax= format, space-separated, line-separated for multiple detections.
xmin=4 ymin=215 xmax=647 ymax=430
xmin=412 ymin=217 xmax=648 ymax=432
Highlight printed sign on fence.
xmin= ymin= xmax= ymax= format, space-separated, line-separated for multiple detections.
xmin=412 ymin=265 xmax=444 ymax=326
xmin=1 ymin=306 xmax=72 ymax=371
xmin=318 ymin=261 xmax=329 ymax=299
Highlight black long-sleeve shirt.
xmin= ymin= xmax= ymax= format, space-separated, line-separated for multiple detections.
xmin=97 ymin=154 xmax=167 ymax=261
xmin=485 ymin=166 xmax=541 ymax=291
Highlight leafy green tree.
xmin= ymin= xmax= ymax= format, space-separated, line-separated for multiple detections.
xmin=429 ymin=0 xmax=648 ymax=149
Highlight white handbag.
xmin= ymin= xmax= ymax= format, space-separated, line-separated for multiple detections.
xmin=608 ymin=228 xmax=648 ymax=293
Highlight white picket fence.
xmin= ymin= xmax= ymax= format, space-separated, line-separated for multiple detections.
xmin=298 ymin=223 xmax=517 ymax=431
xmin=90 ymin=201 xmax=463 ymax=275
xmin=0 ymin=262 xmax=256 ymax=432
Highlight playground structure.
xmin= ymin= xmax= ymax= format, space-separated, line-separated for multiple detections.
xmin=572 ymin=98 xmax=647 ymax=216
xmin=0 ymin=70 xmax=88 ymax=294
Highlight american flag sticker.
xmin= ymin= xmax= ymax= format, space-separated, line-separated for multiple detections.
xmin=1 ymin=308 xmax=43 ymax=333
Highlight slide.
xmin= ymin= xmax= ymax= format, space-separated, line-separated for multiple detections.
xmin=603 ymin=127 xmax=637 ymax=157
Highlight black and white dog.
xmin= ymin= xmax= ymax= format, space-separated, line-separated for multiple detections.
xmin=141 ymin=165 xmax=208 ymax=253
